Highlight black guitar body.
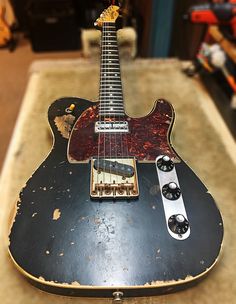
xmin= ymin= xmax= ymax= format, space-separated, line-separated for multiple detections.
xmin=9 ymin=97 xmax=223 ymax=298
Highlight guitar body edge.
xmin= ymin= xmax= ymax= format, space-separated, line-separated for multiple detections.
xmin=8 ymin=97 xmax=224 ymax=298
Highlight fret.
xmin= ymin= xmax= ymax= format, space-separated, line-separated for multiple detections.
xmin=100 ymin=114 xmax=125 ymax=117
xmin=99 ymin=103 xmax=123 ymax=105
xmin=100 ymin=108 xmax=124 ymax=110
xmin=102 ymin=64 xmax=120 ymax=70
xmin=99 ymin=93 xmax=123 ymax=95
xmin=102 ymin=46 xmax=118 ymax=50
xmin=99 ymin=98 xmax=123 ymax=105
xmin=100 ymin=111 xmax=125 ymax=114
xmin=100 ymin=70 xmax=120 ymax=73
xmin=102 ymin=76 xmax=120 ymax=81
xmin=100 ymin=86 xmax=122 ymax=88
xmin=101 ymin=71 xmax=120 ymax=73
xmin=100 ymin=91 xmax=123 ymax=93
xmin=99 ymin=104 xmax=124 ymax=107
xmin=101 ymin=52 xmax=119 ymax=55
xmin=102 ymin=39 xmax=118 ymax=42
xmin=100 ymin=68 xmax=120 ymax=75
xmin=99 ymin=106 xmax=124 ymax=109
xmin=102 ymin=44 xmax=118 ymax=46
xmin=103 ymin=45 xmax=118 ymax=50
xmin=100 ymin=79 xmax=121 ymax=81
xmin=100 ymin=113 xmax=125 ymax=116
xmin=99 ymin=100 xmax=123 ymax=102
xmin=100 ymin=83 xmax=122 ymax=85
xmin=99 ymin=104 xmax=123 ymax=106
xmin=101 ymin=64 xmax=120 ymax=67
xmin=100 ymin=90 xmax=122 ymax=92
xmin=99 ymin=102 xmax=123 ymax=105
xmin=102 ymin=54 xmax=119 ymax=59
xmin=100 ymin=82 xmax=122 ymax=84
xmin=100 ymin=89 xmax=122 ymax=92
xmin=100 ymin=94 xmax=123 ymax=101
xmin=101 ymin=63 xmax=119 ymax=65
xmin=100 ymin=91 xmax=122 ymax=93
xmin=101 ymin=61 xmax=120 ymax=65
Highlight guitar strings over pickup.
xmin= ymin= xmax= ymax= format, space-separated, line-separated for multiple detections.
xmin=90 ymin=158 xmax=139 ymax=199
xmin=95 ymin=121 xmax=129 ymax=133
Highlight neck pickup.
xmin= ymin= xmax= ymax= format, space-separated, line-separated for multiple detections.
xmin=95 ymin=121 xmax=129 ymax=133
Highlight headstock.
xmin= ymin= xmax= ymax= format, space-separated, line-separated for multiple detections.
xmin=94 ymin=5 xmax=120 ymax=27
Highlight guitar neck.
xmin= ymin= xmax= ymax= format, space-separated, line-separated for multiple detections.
xmin=99 ymin=22 xmax=125 ymax=117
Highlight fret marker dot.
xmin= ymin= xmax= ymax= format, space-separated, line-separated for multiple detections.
xmin=110 ymin=94 xmax=113 ymax=96
xmin=110 ymin=86 xmax=112 ymax=88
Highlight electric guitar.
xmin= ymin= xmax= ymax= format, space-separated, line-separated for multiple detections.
xmin=8 ymin=5 xmax=223 ymax=299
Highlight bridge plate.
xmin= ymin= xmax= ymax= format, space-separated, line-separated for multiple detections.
xmin=90 ymin=158 xmax=139 ymax=199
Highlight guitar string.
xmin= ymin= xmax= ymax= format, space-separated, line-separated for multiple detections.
xmin=105 ymin=23 xmax=112 ymax=184
xmin=113 ymin=22 xmax=119 ymax=184
xmin=113 ymin=22 xmax=127 ymax=184
xmin=98 ymin=22 xmax=107 ymax=189
xmin=103 ymin=22 xmax=107 ymax=187
xmin=96 ymin=22 xmax=103 ymax=188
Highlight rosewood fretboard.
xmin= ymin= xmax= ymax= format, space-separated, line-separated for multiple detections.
xmin=99 ymin=22 xmax=125 ymax=117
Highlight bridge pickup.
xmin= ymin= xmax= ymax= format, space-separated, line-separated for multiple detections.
xmin=94 ymin=159 xmax=134 ymax=177
xmin=90 ymin=158 xmax=139 ymax=199
xmin=95 ymin=121 xmax=129 ymax=133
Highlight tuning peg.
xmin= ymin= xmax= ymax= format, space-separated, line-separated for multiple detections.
xmin=94 ymin=22 xmax=98 ymax=26
xmin=100 ymin=13 xmax=104 ymax=17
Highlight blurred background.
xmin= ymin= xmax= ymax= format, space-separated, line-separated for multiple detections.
xmin=0 ymin=0 xmax=236 ymax=172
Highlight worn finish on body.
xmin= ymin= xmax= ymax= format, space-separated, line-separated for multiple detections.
xmin=8 ymin=97 xmax=223 ymax=297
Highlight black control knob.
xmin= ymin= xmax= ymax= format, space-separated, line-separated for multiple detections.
xmin=157 ymin=155 xmax=174 ymax=172
xmin=168 ymin=214 xmax=189 ymax=235
xmin=162 ymin=182 xmax=181 ymax=200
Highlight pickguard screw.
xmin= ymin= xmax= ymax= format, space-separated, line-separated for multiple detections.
xmin=112 ymin=291 xmax=124 ymax=302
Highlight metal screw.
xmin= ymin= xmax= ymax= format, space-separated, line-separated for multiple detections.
xmin=112 ymin=291 xmax=124 ymax=302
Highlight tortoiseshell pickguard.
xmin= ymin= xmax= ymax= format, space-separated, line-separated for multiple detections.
xmin=68 ymin=99 xmax=178 ymax=162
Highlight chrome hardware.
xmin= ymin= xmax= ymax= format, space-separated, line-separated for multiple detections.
xmin=155 ymin=155 xmax=190 ymax=240
xmin=113 ymin=291 xmax=124 ymax=302
xmin=95 ymin=121 xmax=129 ymax=133
xmin=65 ymin=103 xmax=75 ymax=113
xmin=156 ymin=155 xmax=174 ymax=172
xmin=94 ymin=159 xmax=134 ymax=177
xmin=90 ymin=158 xmax=139 ymax=199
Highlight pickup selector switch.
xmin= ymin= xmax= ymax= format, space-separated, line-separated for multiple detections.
xmin=162 ymin=182 xmax=181 ymax=200
xmin=168 ymin=214 xmax=189 ymax=235
xmin=156 ymin=155 xmax=174 ymax=172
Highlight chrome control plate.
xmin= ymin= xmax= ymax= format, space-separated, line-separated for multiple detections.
xmin=155 ymin=155 xmax=190 ymax=240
